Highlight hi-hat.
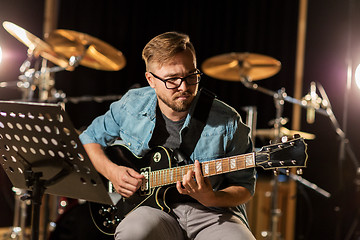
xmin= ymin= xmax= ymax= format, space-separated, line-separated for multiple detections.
xmin=2 ymin=21 xmax=71 ymax=69
xmin=46 ymin=29 xmax=126 ymax=71
xmin=201 ymin=52 xmax=281 ymax=81
xmin=255 ymin=127 xmax=315 ymax=140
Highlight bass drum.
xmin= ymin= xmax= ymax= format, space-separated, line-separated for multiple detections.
xmin=49 ymin=200 xmax=113 ymax=240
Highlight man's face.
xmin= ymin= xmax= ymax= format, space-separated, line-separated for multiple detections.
xmin=146 ymin=49 xmax=199 ymax=115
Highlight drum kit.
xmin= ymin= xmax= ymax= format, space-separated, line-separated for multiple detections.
xmin=0 ymin=21 xmax=324 ymax=240
xmin=1 ymin=21 xmax=126 ymax=103
xmin=1 ymin=21 xmax=316 ymax=139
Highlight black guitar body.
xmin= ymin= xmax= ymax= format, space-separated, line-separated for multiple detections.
xmin=88 ymin=138 xmax=308 ymax=235
xmin=89 ymin=145 xmax=177 ymax=235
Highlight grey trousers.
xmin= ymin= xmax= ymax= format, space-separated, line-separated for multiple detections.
xmin=115 ymin=203 xmax=255 ymax=240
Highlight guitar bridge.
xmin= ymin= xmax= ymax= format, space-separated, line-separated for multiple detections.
xmin=139 ymin=167 xmax=151 ymax=195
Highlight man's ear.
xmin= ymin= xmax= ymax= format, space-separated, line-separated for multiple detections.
xmin=145 ymin=72 xmax=155 ymax=88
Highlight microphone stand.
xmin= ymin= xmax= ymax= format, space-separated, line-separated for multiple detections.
xmin=317 ymin=82 xmax=360 ymax=240
xmin=334 ymin=0 xmax=360 ymax=238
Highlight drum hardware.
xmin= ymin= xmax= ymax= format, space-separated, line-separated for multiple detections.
xmin=203 ymin=51 xmax=358 ymax=238
xmin=201 ymin=52 xmax=281 ymax=82
xmin=278 ymin=168 xmax=331 ymax=198
xmin=2 ymin=22 xmax=71 ymax=70
xmin=62 ymin=94 xmax=123 ymax=104
xmin=1 ymin=188 xmax=30 ymax=240
xmin=45 ymin=29 xmax=126 ymax=71
xmin=255 ymin=127 xmax=315 ymax=140
xmin=242 ymin=106 xmax=258 ymax=145
xmin=60 ymin=83 xmax=141 ymax=104
xmin=268 ymin=88 xmax=287 ymax=240
xmin=2 ymin=21 xmax=72 ymax=102
xmin=2 ymin=21 xmax=127 ymax=103
xmin=201 ymin=52 xmax=331 ymax=239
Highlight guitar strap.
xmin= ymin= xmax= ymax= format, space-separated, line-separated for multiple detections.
xmin=173 ymin=88 xmax=216 ymax=164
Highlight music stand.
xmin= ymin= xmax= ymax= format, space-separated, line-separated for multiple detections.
xmin=0 ymin=100 xmax=116 ymax=240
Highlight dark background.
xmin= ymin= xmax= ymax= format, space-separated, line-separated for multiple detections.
xmin=0 ymin=0 xmax=359 ymax=239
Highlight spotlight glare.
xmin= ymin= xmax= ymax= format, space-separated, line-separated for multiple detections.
xmin=355 ymin=64 xmax=360 ymax=90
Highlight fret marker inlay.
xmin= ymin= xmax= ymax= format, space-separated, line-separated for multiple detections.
xmin=245 ymin=154 xmax=254 ymax=166
xmin=216 ymin=162 xmax=222 ymax=172
xmin=230 ymin=158 xmax=236 ymax=169
xmin=204 ymin=163 xmax=209 ymax=175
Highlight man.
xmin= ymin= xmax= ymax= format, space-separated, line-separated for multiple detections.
xmin=80 ymin=32 xmax=256 ymax=240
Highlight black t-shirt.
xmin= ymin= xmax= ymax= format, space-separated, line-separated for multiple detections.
xmin=149 ymin=106 xmax=185 ymax=150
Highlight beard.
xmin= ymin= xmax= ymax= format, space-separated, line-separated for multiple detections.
xmin=158 ymin=91 xmax=195 ymax=112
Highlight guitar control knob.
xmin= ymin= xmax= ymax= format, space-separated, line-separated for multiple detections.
xmin=103 ymin=220 xmax=114 ymax=227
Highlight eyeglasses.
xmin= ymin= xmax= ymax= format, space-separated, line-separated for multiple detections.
xmin=149 ymin=70 xmax=203 ymax=89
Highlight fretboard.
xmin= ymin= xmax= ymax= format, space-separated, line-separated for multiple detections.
xmin=149 ymin=152 xmax=255 ymax=188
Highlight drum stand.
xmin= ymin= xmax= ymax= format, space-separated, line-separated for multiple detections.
xmin=1 ymin=188 xmax=29 ymax=240
xmin=240 ymin=76 xmax=329 ymax=239
xmin=240 ymin=77 xmax=293 ymax=239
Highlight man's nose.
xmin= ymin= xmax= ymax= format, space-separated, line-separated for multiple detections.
xmin=177 ymin=79 xmax=189 ymax=91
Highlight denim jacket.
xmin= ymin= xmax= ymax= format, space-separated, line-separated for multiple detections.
xmin=79 ymin=86 xmax=256 ymax=227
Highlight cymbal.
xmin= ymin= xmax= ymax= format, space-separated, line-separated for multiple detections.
xmin=46 ymin=29 xmax=126 ymax=71
xmin=201 ymin=52 xmax=281 ymax=81
xmin=2 ymin=21 xmax=71 ymax=69
xmin=255 ymin=127 xmax=315 ymax=140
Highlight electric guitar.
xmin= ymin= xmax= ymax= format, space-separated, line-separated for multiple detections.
xmin=89 ymin=137 xmax=308 ymax=235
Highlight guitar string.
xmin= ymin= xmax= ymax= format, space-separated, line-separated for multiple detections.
xmin=149 ymin=155 xmax=251 ymax=187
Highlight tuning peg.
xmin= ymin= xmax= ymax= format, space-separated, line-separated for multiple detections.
xmin=281 ymin=136 xmax=288 ymax=143
xmin=296 ymin=168 xmax=303 ymax=175
xmin=273 ymin=169 xmax=279 ymax=176
xmin=285 ymin=168 xmax=290 ymax=176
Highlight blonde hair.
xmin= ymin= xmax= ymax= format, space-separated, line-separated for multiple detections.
xmin=142 ymin=31 xmax=196 ymax=71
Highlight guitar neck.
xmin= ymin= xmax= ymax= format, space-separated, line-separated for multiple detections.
xmin=149 ymin=152 xmax=256 ymax=188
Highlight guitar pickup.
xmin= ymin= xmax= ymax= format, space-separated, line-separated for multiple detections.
xmin=140 ymin=167 xmax=151 ymax=195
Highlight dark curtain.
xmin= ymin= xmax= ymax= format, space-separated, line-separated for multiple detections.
xmin=55 ymin=0 xmax=299 ymax=131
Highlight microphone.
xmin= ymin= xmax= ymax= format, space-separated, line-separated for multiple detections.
xmin=304 ymin=82 xmax=319 ymax=124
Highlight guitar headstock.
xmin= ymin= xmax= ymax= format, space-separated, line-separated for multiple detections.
xmin=255 ymin=137 xmax=308 ymax=173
